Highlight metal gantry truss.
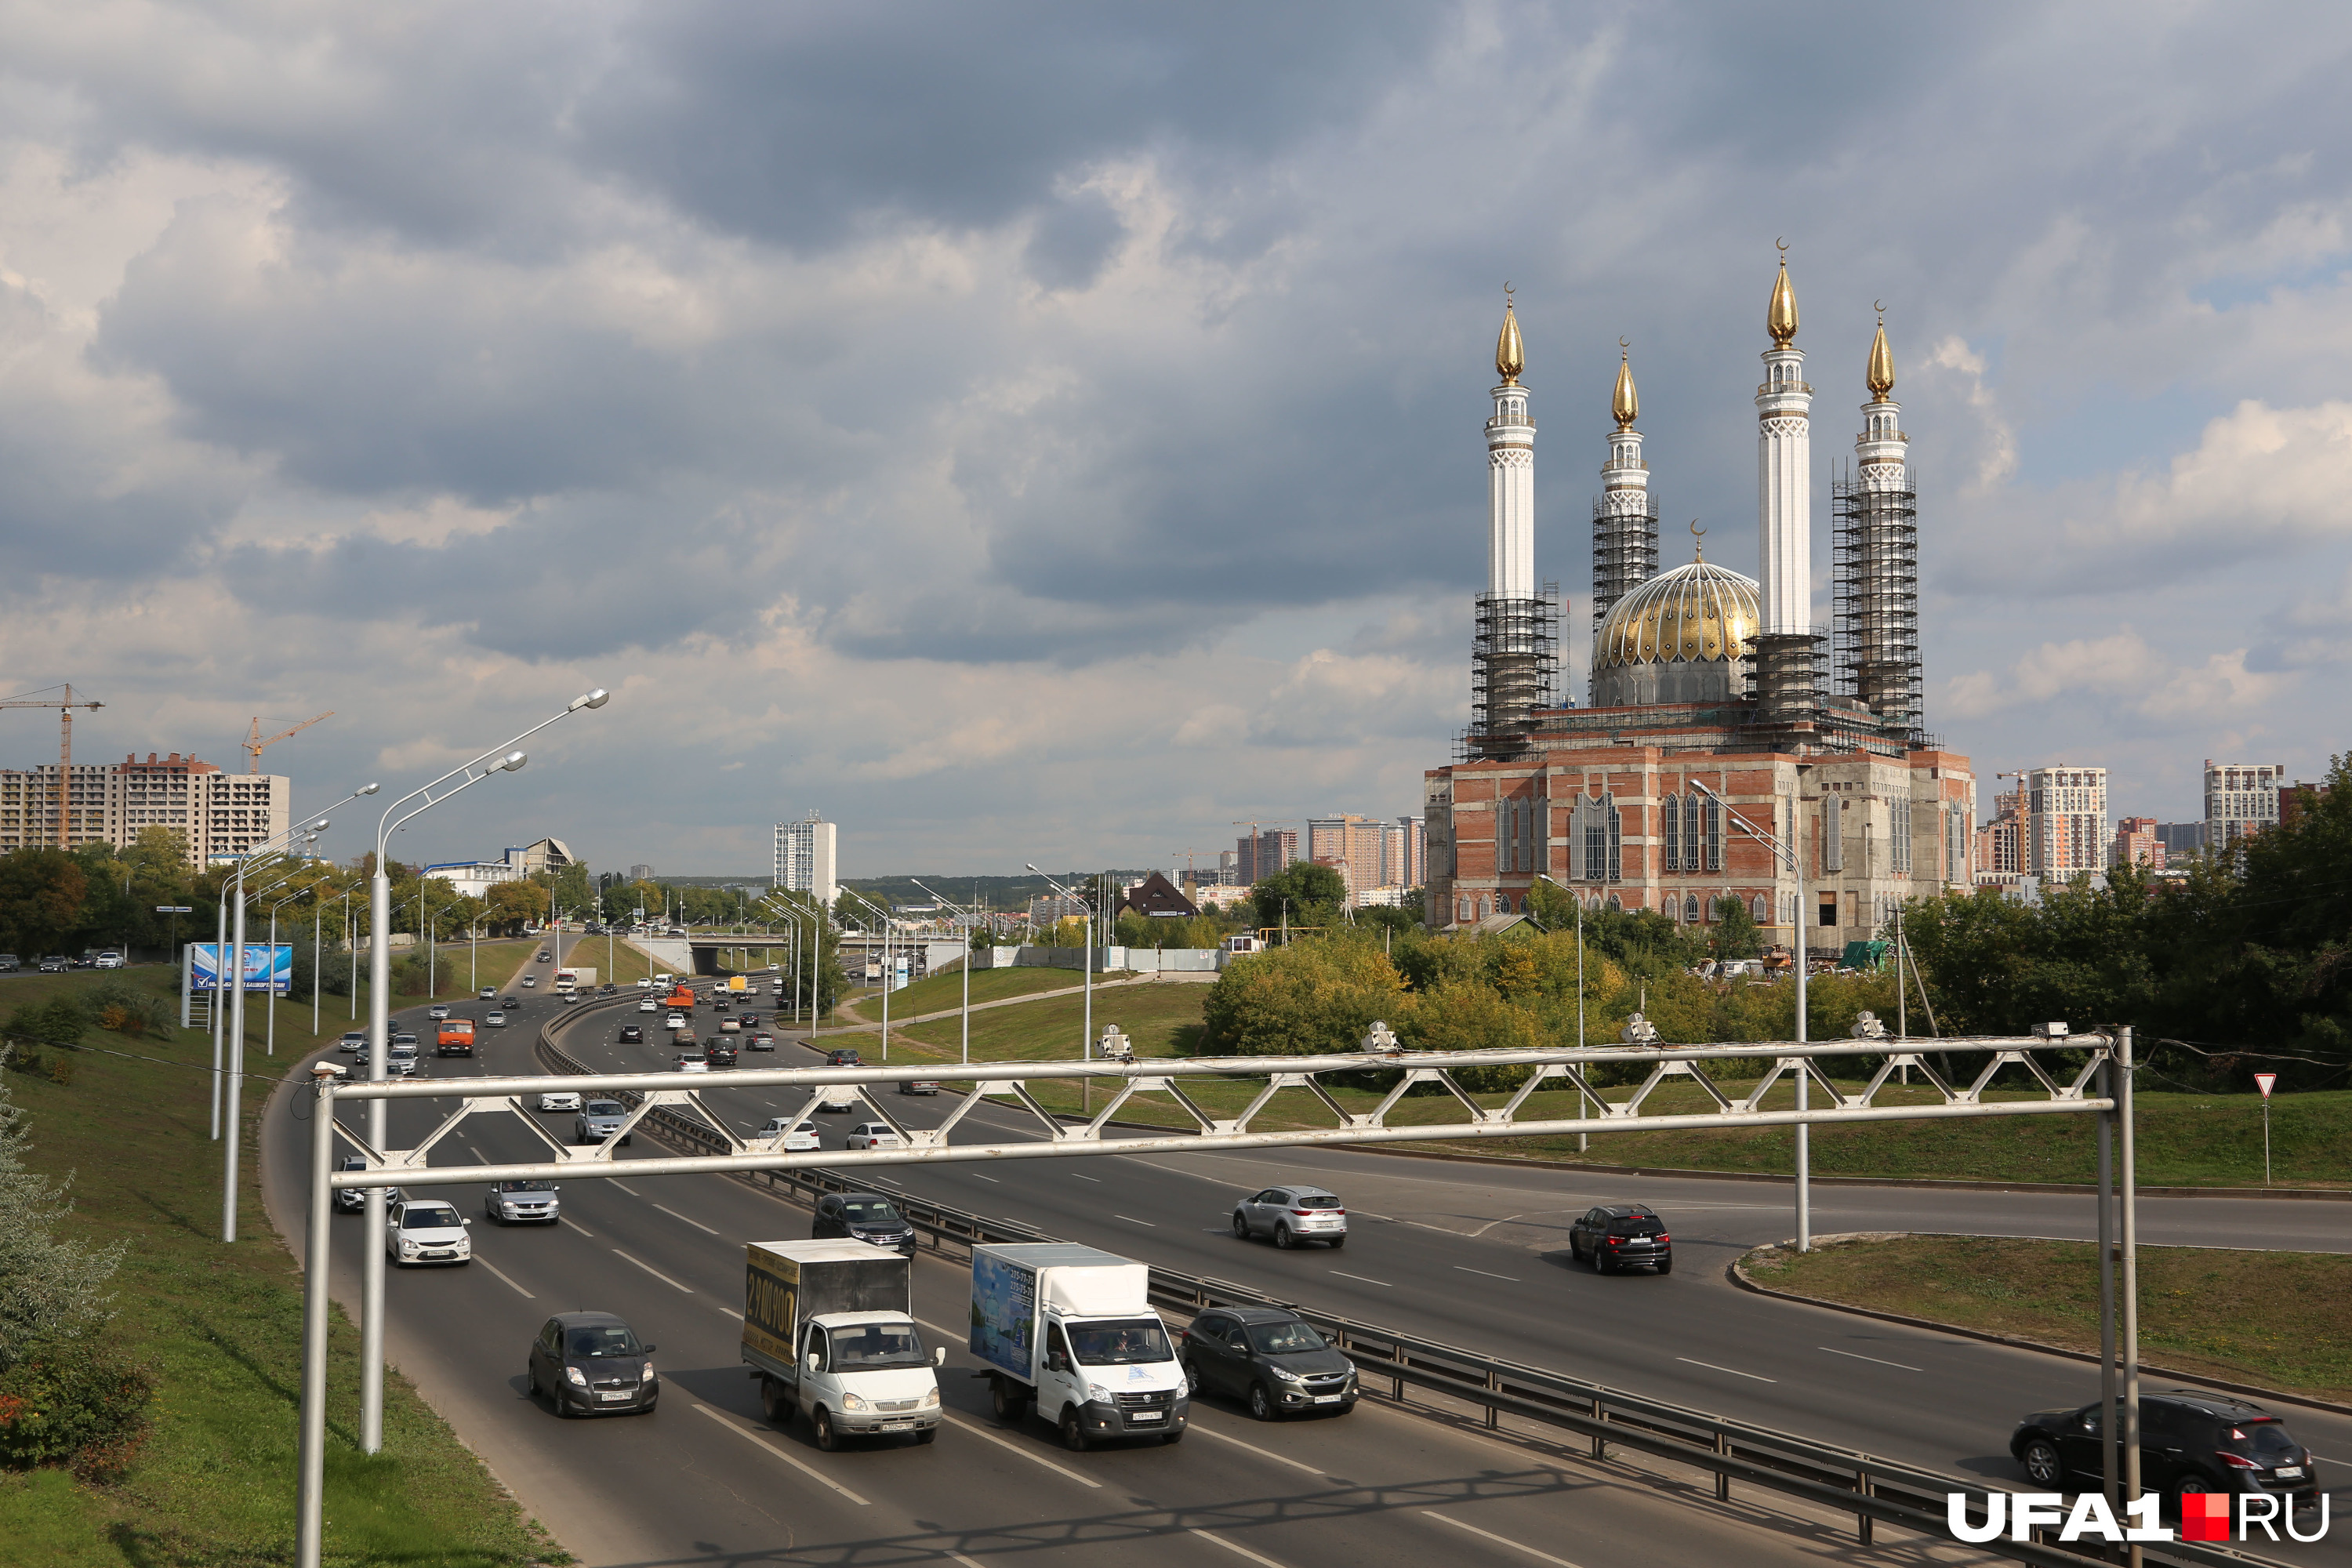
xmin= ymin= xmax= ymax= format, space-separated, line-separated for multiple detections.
xmin=318 ymin=1034 xmax=2114 ymax=1190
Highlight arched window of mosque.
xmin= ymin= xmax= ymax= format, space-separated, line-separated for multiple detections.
xmin=1684 ymin=893 xmax=1700 ymax=923
xmin=1662 ymin=792 xmax=1682 ymax=871
xmin=1606 ymin=894 xmax=1621 ymax=912
xmin=1751 ymin=895 xmax=1769 ymax=923
xmin=1457 ymin=897 xmax=1472 ymax=923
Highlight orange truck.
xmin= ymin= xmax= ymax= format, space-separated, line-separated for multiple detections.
xmin=435 ymin=1017 xmax=477 ymax=1058
xmin=664 ymin=982 xmax=696 ymax=1013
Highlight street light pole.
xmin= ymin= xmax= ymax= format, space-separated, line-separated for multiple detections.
xmin=1534 ymin=872 xmax=1590 ymax=1152
xmin=356 ymin=688 xmax=607 ymax=1459
xmin=913 ymin=879 xmax=975 ymax=1065
xmin=844 ymin=890 xmax=895 ymax=1060
xmin=1692 ymin=776 xmax=1811 ymax=1250
xmin=1028 ymin=866 xmax=1094 ymax=1079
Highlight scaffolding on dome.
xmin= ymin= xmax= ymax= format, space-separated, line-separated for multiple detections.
xmin=1831 ymin=463 xmax=1924 ymax=748
xmin=1464 ymin=586 xmax=1561 ymax=760
xmin=1589 ymin=490 xmax=1658 ymax=639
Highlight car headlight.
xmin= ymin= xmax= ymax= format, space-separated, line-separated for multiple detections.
xmin=920 ymin=1386 xmax=940 ymax=1407
xmin=399 ymin=1239 xmax=419 ymax=1254
xmin=566 ymin=1366 xmax=588 ymax=1387
xmin=1087 ymin=1384 xmax=1115 ymax=1403
xmin=640 ymin=1363 xmax=657 ymax=1383
xmin=840 ymin=1392 xmax=867 ymax=1411
xmin=1271 ymin=1366 xmax=1305 ymax=1383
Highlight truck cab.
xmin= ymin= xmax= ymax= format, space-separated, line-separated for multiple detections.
xmin=971 ymin=1242 xmax=1188 ymax=1450
xmin=742 ymin=1239 xmax=943 ymax=1452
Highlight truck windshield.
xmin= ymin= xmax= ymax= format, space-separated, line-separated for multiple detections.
xmin=829 ymin=1322 xmax=930 ymax=1369
xmin=1068 ymin=1318 xmax=1171 ymax=1366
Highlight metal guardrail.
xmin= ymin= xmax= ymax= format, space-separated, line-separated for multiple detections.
xmin=535 ymin=1004 xmax=2277 ymax=1568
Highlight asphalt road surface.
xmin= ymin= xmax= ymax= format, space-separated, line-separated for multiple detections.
xmin=261 ymin=946 xmax=2349 ymax=1568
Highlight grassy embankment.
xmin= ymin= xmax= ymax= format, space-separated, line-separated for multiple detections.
xmin=0 ymin=963 xmax=559 ymax=1566
xmin=887 ymin=985 xmax=2352 ymax=1189
xmin=1742 ymin=1235 xmax=2352 ymax=1403
xmin=837 ymin=965 xmax=1136 ymax=1027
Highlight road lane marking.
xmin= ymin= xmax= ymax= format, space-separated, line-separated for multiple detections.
xmin=653 ymin=1203 xmax=721 ymax=1236
xmin=1330 ymin=1271 xmax=1392 ymax=1287
xmin=691 ymin=1404 xmax=869 ymax=1504
xmin=1454 ymin=1265 xmax=1519 ymax=1281
xmin=608 ymin=1180 xmax=641 ymax=1196
xmin=1466 ymin=1213 xmax=1526 ymax=1238
xmin=712 ymin=1305 xmax=744 ymax=1319
xmin=1419 ymin=1512 xmax=1583 ymax=1568
xmin=611 ymin=1248 xmax=695 ymax=1293
xmin=939 ymin=1414 xmax=1102 ymax=1486
xmin=1115 ymin=1214 xmax=1157 ymax=1227
xmin=1189 ymin=1528 xmax=1287 ymax=1568
xmin=562 ymin=1216 xmax=597 ymax=1238
xmin=1818 ymin=1345 xmax=1923 ymax=1372
xmin=475 ymin=1259 xmax=535 ymax=1298
xmin=1186 ymin=1421 xmax=1329 ymax=1476
xmin=1072 ymin=1174 xmax=1100 ymax=1182
xmin=1676 ymin=1356 xmax=1776 ymax=1383
xmin=971 ymin=1174 xmax=999 ymax=1182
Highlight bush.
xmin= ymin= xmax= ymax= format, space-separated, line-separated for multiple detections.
xmin=2 ymin=998 xmax=85 ymax=1051
xmin=0 ymin=1340 xmax=154 ymax=1481
xmin=1201 ymin=935 xmax=1407 ymax=1058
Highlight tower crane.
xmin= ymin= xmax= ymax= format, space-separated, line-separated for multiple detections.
xmin=0 ymin=684 xmax=104 ymax=849
xmin=245 ymin=712 xmax=333 ymax=773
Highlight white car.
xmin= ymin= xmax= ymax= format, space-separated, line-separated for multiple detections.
xmin=93 ymin=950 xmax=124 ymax=970
xmin=637 ymin=998 xmax=658 ymax=1013
xmin=673 ymin=1054 xmax=710 ymax=1073
xmin=637 ymin=978 xmax=654 ymax=989
xmin=844 ymin=1122 xmax=905 ymax=1152
xmin=485 ymin=1011 xmax=507 ymax=1028
xmin=665 ymin=1012 xmax=686 ymax=1029
xmin=337 ymin=1031 xmax=366 ymax=1053
xmin=538 ymin=1091 xmax=582 ymax=1112
xmin=387 ymin=1049 xmax=419 ymax=1079
xmin=561 ymin=990 xmax=582 ymax=1005
xmin=718 ymin=1018 xmax=741 ymax=1033
xmin=427 ymin=1004 xmax=451 ymax=1021
xmin=521 ymin=975 xmax=537 ymax=988
xmin=814 ymin=1087 xmax=858 ymax=1114
xmin=384 ymin=1198 xmax=471 ymax=1266
xmin=754 ymin=1117 xmax=822 ymax=1152
xmin=480 ymin=986 xmax=497 ymax=1000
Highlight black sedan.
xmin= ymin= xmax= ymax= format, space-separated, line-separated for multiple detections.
xmin=2012 ymin=1391 xmax=2316 ymax=1511
xmin=1181 ymin=1306 xmax=1356 ymax=1421
xmin=501 ymin=995 xmax=521 ymax=1009
xmin=528 ymin=1312 xmax=658 ymax=1418
xmin=618 ymin=1025 xmax=644 ymax=1044
xmin=1567 ymin=1203 xmax=1672 ymax=1274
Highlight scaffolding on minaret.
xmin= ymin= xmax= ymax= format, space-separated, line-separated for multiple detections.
xmin=1590 ymin=490 xmax=1657 ymax=643
xmin=1465 ymin=585 xmax=1561 ymax=760
xmin=1831 ymin=463 xmax=1924 ymax=747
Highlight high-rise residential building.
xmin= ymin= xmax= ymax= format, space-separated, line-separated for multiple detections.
xmin=1975 ymin=790 xmax=2023 ymax=877
xmin=2154 ymin=822 xmax=2205 ymax=858
xmin=1233 ymin=828 xmax=1296 ymax=886
xmin=628 ymin=863 xmax=655 ymax=881
xmin=2204 ymin=760 xmax=2283 ymax=852
xmin=1308 ymin=814 xmax=1395 ymax=902
xmin=774 ymin=811 xmax=837 ymax=903
xmin=2024 ymin=765 xmax=2107 ymax=878
xmin=2110 ymin=816 xmax=2165 ymax=872
xmin=0 ymin=752 xmax=289 ymax=865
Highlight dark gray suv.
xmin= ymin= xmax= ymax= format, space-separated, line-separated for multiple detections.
xmin=1180 ymin=1306 xmax=1357 ymax=1421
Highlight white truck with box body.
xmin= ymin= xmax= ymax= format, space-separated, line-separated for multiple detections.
xmin=969 ymin=1242 xmax=1187 ymax=1449
xmin=741 ymin=1239 xmax=945 ymax=1450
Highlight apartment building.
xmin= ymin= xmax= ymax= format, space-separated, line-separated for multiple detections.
xmin=2110 ymin=816 xmax=2165 ymax=872
xmin=2024 ymin=765 xmax=2107 ymax=878
xmin=0 ymin=753 xmax=290 ymax=865
xmin=1233 ymin=828 xmax=1298 ymax=886
xmin=2204 ymin=760 xmax=2284 ymax=852
xmin=774 ymin=811 xmax=838 ymax=903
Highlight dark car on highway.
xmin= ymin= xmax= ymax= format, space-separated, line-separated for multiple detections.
xmin=528 ymin=1311 xmax=657 ymax=1418
xmin=811 ymin=1192 xmax=915 ymax=1253
xmin=704 ymin=1041 xmax=738 ymax=1068
xmin=618 ymin=1025 xmax=643 ymax=1044
xmin=2012 ymin=1391 xmax=2316 ymax=1511
xmin=1181 ymin=1306 xmax=1357 ymax=1421
xmin=826 ymin=1047 xmax=863 ymax=1068
xmin=1568 ymin=1203 xmax=1672 ymax=1274
xmin=501 ymin=995 xmax=521 ymax=1009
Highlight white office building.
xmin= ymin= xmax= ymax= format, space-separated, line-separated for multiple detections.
xmin=775 ymin=811 xmax=838 ymax=903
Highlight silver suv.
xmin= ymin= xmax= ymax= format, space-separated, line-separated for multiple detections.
xmin=575 ymin=1099 xmax=633 ymax=1146
xmin=1232 ymin=1185 xmax=1348 ymax=1250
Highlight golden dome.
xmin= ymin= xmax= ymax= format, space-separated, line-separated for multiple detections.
xmin=1595 ymin=557 xmax=1761 ymax=670
xmin=1767 ymin=254 xmax=1798 ymax=347
xmin=1612 ymin=348 xmax=1639 ymax=430
xmin=1866 ymin=318 xmax=1895 ymax=398
xmin=1495 ymin=297 xmax=1524 ymax=384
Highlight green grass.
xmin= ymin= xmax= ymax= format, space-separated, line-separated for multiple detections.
xmin=0 ymin=967 xmax=561 ymax=1566
xmin=843 ymin=965 xmax=1105 ymax=1022
xmin=875 ymin=984 xmax=2351 ymax=1189
xmin=1744 ymin=1234 xmax=2352 ymax=1403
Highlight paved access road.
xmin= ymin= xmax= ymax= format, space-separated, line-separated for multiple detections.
xmin=264 ymin=957 xmax=2348 ymax=1567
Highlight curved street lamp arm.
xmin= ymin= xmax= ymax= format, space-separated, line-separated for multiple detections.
xmin=373 ymin=691 xmax=605 ymax=854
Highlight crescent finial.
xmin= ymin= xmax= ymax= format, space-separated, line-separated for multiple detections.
xmin=1619 ymin=335 xmax=1630 ymax=351
xmin=1504 ymin=280 xmax=1514 ymax=301
xmin=1874 ymin=298 xmax=1886 ymax=318
xmin=1776 ymin=236 xmax=1788 ymax=256
xmin=1690 ymin=519 xmax=1705 ymax=539
xmin=1690 ymin=519 xmax=1705 ymax=562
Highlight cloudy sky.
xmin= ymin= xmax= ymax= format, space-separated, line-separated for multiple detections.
xmin=1 ymin=2 xmax=2346 ymax=877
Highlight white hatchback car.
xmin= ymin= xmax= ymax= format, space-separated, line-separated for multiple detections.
xmin=673 ymin=1054 xmax=710 ymax=1074
xmin=538 ymin=1090 xmax=583 ymax=1112
xmin=755 ymin=1117 xmax=822 ymax=1152
xmin=844 ymin=1121 xmax=904 ymax=1152
xmin=638 ymin=998 xmax=659 ymax=1013
xmin=385 ymin=1198 xmax=471 ymax=1266
xmin=665 ymin=1012 xmax=686 ymax=1029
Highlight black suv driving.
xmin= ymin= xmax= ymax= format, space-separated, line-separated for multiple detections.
xmin=618 ymin=1025 xmax=644 ymax=1044
xmin=826 ymin=1047 xmax=863 ymax=1068
xmin=1181 ymin=1306 xmax=1357 ymax=1421
xmin=704 ymin=1041 xmax=739 ymax=1068
xmin=811 ymin=1191 xmax=915 ymax=1253
xmin=1568 ymin=1203 xmax=1672 ymax=1274
xmin=2012 ymin=1391 xmax=2316 ymax=1511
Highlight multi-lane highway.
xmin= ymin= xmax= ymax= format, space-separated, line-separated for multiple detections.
xmin=263 ymin=939 xmax=2349 ymax=1567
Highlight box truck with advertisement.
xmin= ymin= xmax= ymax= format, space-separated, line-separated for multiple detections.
xmin=969 ymin=1242 xmax=1187 ymax=1450
xmin=741 ymin=1240 xmax=944 ymax=1450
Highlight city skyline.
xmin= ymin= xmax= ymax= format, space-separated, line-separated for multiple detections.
xmin=0 ymin=8 xmax=2342 ymax=875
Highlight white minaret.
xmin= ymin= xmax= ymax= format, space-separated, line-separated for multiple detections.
xmin=1755 ymin=248 xmax=1810 ymax=637
xmin=1487 ymin=293 xmax=1534 ymax=598
xmin=1857 ymin=311 xmax=1906 ymax=486
xmin=1591 ymin=340 xmax=1657 ymax=633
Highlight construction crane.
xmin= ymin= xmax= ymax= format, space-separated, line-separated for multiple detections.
xmin=0 ymin=684 xmax=104 ymax=849
xmin=1229 ymin=818 xmax=1299 ymax=884
xmin=1170 ymin=847 xmax=1224 ymax=896
xmin=245 ymin=712 xmax=333 ymax=773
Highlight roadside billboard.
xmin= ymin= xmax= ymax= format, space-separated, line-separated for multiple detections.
xmin=186 ymin=943 xmax=293 ymax=995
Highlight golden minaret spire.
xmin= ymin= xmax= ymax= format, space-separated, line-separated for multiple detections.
xmin=1612 ymin=338 xmax=1639 ymax=430
xmin=1767 ymin=240 xmax=1798 ymax=347
xmin=1866 ymin=304 xmax=1895 ymax=400
xmin=1495 ymin=284 xmax=1524 ymax=384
